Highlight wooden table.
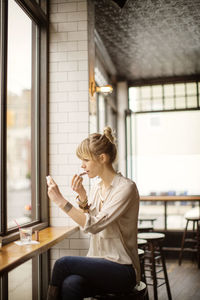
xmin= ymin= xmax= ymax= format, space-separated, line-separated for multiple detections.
xmin=0 ymin=226 xmax=79 ymax=275
xmin=140 ymin=196 xmax=200 ymax=230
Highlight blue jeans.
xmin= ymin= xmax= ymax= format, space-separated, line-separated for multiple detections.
xmin=51 ymin=256 xmax=136 ymax=300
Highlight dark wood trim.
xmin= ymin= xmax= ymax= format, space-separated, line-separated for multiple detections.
xmin=39 ymin=2 xmax=49 ymax=224
xmin=0 ymin=0 xmax=8 ymax=235
xmin=140 ymin=196 xmax=200 ymax=201
xmin=15 ymin=0 xmax=47 ymax=26
xmin=32 ymin=256 xmax=39 ymax=300
xmin=134 ymin=107 xmax=200 ymax=114
xmin=1 ymin=273 xmax=8 ymax=300
xmin=128 ymin=74 xmax=200 ymax=87
xmin=31 ymin=22 xmax=37 ymax=223
xmin=40 ymin=251 xmax=50 ymax=299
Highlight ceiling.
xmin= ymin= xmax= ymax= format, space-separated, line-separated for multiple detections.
xmin=94 ymin=0 xmax=200 ymax=83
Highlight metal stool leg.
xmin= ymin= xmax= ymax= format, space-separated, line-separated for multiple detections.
xmin=140 ymin=254 xmax=149 ymax=300
xmin=197 ymin=221 xmax=200 ymax=269
xmin=159 ymin=245 xmax=172 ymax=300
xmin=149 ymin=242 xmax=158 ymax=300
xmin=179 ymin=219 xmax=189 ymax=265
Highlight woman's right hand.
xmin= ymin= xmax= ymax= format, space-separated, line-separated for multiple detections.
xmin=71 ymin=174 xmax=87 ymax=201
xmin=46 ymin=176 xmax=67 ymax=209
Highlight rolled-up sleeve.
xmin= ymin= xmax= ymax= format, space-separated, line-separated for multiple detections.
xmin=83 ymin=182 xmax=138 ymax=234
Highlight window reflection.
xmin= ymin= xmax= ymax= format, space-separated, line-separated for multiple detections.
xmin=7 ymin=0 xmax=38 ymax=228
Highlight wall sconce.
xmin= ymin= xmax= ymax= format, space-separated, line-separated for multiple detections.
xmin=90 ymin=82 xmax=113 ymax=97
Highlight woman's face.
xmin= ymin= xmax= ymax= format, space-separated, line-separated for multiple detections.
xmin=81 ymin=157 xmax=102 ymax=178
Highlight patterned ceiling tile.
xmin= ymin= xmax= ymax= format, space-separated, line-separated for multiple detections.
xmin=95 ymin=0 xmax=200 ymax=81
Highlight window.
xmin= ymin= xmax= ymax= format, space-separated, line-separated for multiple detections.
xmin=1 ymin=0 xmax=48 ymax=235
xmin=7 ymin=0 xmax=39 ymax=229
xmin=127 ymin=81 xmax=200 ymax=230
xmin=0 ymin=0 xmax=48 ymax=298
xmin=129 ymin=82 xmax=200 ymax=113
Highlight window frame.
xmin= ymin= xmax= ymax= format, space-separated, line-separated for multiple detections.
xmin=0 ymin=0 xmax=49 ymax=241
xmin=128 ymin=77 xmax=200 ymax=114
xmin=0 ymin=2 xmax=49 ymax=299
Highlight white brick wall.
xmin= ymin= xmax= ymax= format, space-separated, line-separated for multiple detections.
xmin=49 ymin=0 xmax=90 ymax=267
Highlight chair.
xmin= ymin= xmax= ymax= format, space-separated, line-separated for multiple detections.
xmin=178 ymin=216 xmax=200 ymax=268
xmin=93 ymin=249 xmax=148 ymax=300
xmin=93 ymin=281 xmax=147 ymax=300
xmin=138 ymin=232 xmax=172 ymax=300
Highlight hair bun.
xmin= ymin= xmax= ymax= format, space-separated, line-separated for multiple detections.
xmin=103 ymin=126 xmax=115 ymax=144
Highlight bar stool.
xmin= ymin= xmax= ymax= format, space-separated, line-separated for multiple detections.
xmin=138 ymin=238 xmax=148 ymax=249
xmin=137 ymin=232 xmax=172 ymax=300
xmin=138 ymin=225 xmax=153 ymax=233
xmin=178 ymin=216 xmax=200 ymax=268
xmin=139 ymin=217 xmax=157 ymax=226
xmin=93 ymin=281 xmax=147 ymax=300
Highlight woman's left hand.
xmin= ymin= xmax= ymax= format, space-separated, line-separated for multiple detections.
xmin=71 ymin=174 xmax=87 ymax=201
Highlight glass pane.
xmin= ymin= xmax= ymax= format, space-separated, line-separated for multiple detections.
xmin=186 ymin=82 xmax=196 ymax=96
xmin=167 ymin=201 xmax=199 ymax=230
xmin=7 ymin=0 xmax=38 ymax=228
xmin=9 ymin=260 xmax=32 ymax=300
xmin=175 ymin=97 xmax=186 ymax=109
xmin=152 ymin=99 xmax=163 ymax=110
xmin=175 ymin=83 xmax=185 ymax=96
xmin=139 ymin=201 xmax=165 ymax=230
xmin=187 ymin=96 xmax=198 ymax=108
xmin=141 ymin=86 xmax=151 ymax=99
xmin=126 ymin=115 xmax=132 ymax=179
xmin=164 ymin=97 xmax=174 ymax=110
xmin=141 ymin=99 xmax=151 ymax=111
xmin=129 ymin=87 xmax=140 ymax=111
xmin=199 ymin=83 xmax=200 ymax=107
xmin=152 ymin=85 xmax=162 ymax=98
xmin=135 ymin=111 xmax=200 ymax=198
xmin=164 ymin=84 xmax=174 ymax=97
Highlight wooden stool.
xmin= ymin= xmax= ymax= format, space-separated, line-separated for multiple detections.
xmin=139 ymin=218 xmax=157 ymax=226
xmin=179 ymin=216 xmax=200 ymax=268
xmin=138 ymin=238 xmax=148 ymax=248
xmin=93 ymin=281 xmax=147 ymax=300
xmin=137 ymin=232 xmax=172 ymax=300
xmin=138 ymin=225 xmax=153 ymax=233
xmin=138 ymin=248 xmax=149 ymax=300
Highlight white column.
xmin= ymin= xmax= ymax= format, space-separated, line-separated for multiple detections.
xmin=117 ymin=81 xmax=129 ymax=176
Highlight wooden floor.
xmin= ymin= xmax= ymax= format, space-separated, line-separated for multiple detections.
xmin=147 ymin=259 xmax=200 ymax=300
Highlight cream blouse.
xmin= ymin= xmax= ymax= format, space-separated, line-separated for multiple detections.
xmin=82 ymin=173 xmax=141 ymax=282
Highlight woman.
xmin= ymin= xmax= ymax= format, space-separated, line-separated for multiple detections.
xmin=46 ymin=127 xmax=140 ymax=300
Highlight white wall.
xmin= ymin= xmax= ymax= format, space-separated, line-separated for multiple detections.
xmin=49 ymin=0 xmax=91 ymax=268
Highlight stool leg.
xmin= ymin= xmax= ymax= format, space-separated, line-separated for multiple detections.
xmin=179 ymin=219 xmax=189 ymax=265
xmin=149 ymin=242 xmax=158 ymax=300
xmin=140 ymin=255 xmax=149 ymax=300
xmin=197 ymin=221 xmax=200 ymax=269
xmin=159 ymin=245 xmax=172 ymax=300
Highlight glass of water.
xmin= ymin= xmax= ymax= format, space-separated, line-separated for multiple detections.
xmin=19 ymin=227 xmax=32 ymax=243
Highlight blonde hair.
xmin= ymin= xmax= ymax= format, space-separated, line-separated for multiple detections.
xmin=76 ymin=126 xmax=117 ymax=163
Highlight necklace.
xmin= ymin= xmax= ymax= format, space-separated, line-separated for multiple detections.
xmin=98 ymin=186 xmax=112 ymax=204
